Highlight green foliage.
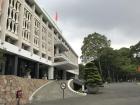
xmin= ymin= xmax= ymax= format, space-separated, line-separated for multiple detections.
xmin=79 ymin=64 xmax=85 ymax=79
xmin=116 ymin=48 xmax=136 ymax=73
xmin=80 ymin=32 xmax=140 ymax=82
xmin=81 ymin=32 xmax=110 ymax=63
xmin=130 ymin=41 xmax=140 ymax=54
xmin=98 ymin=47 xmax=138 ymax=82
xmin=130 ymin=41 xmax=140 ymax=64
xmin=85 ymin=62 xmax=102 ymax=86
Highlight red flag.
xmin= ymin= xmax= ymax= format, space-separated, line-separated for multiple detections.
xmin=55 ymin=12 xmax=58 ymax=21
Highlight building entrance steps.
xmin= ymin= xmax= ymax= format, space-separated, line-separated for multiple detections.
xmin=30 ymin=80 xmax=83 ymax=103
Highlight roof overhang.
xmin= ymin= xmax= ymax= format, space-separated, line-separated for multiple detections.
xmin=54 ymin=54 xmax=66 ymax=62
xmin=53 ymin=61 xmax=78 ymax=70
xmin=67 ymin=70 xmax=79 ymax=75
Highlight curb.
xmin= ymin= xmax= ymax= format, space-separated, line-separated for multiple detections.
xmin=136 ymin=82 xmax=140 ymax=85
xmin=67 ymin=79 xmax=87 ymax=96
xmin=29 ymin=81 xmax=53 ymax=101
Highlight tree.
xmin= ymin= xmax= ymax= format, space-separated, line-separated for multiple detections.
xmin=130 ymin=41 xmax=140 ymax=64
xmin=81 ymin=32 xmax=111 ymax=63
xmin=130 ymin=42 xmax=140 ymax=80
xmin=113 ymin=48 xmax=137 ymax=81
xmin=95 ymin=47 xmax=138 ymax=82
xmin=80 ymin=32 xmax=139 ymax=82
xmin=78 ymin=64 xmax=85 ymax=79
xmin=95 ymin=47 xmax=116 ymax=82
xmin=116 ymin=48 xmax=136 ymax=71
xmin=81 ymin=32 xmax=111 ymax=79
xmin=85 ymin=62 xmax=102 ymax=86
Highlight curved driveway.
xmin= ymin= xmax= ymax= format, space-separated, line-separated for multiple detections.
xmin=31 ymin=80 xmax=83 ymax=103
xmin=28 ymin=82 xmax=140 ymax=105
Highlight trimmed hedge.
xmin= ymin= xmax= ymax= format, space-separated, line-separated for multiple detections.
xmin=85 ymin=62 xmax=102 ymax=86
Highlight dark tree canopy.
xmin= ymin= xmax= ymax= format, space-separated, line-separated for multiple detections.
xmin=130 ymin=41 xmax=140 ymax=55
xmin=78 ymin=64 xmax=85 ymax=79
xmin=97 ymin=47 xmax=137 ymax=82
xmin=80 ymin=32 xmax=140 ymax=82
xmin=130 ymin=41 xmax=140 ymax=64
xmin=81 ymin=32 xmax=110 ymax=63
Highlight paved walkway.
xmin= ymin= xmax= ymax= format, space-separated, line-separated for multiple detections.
xmin=27 ymin=82 xmax=140 ymax=105
xmin=30 ymin=80 xmax=82 ymax=103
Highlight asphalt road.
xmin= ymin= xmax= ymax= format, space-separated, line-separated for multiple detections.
xmin=31 ymin=81 xmax=81 ymax=102
xmin=27 ymin=82 xmax=140 ymax=105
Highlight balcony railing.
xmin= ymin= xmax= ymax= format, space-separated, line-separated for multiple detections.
xmin=54 ymin=53 xmax=67 ymax=61
xmin=54 ymin=39 xmax=68 ymax=52
xmin=54 ymin=53 xmax=78 ymax=70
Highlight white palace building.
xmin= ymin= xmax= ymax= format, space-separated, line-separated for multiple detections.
xmin=0 ymin=0 xmax=79 ymax=79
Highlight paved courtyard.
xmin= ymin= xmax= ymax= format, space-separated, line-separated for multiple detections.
xmin=31 ymin=81 xmax=81 ymax=102
xmin=27 ymin=82 xmax=140 ymax=105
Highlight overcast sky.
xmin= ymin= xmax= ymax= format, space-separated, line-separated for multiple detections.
xmin=37 ymin=0 xmax=140 ymax=62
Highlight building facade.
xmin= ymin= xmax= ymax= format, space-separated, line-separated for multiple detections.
xmin=0 ymin=0 xmax=79 ymax=79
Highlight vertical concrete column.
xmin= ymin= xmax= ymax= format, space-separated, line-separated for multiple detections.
xmin=0 ymin=0 xmax=9 ymax=42
xmin=82 ymin=85 xmax=85 ymax=92
xmin=17 ymin=1 xmax=25 ymax=48
xmin=35 ymin=62 xmax=39 ymax=79
xmin=30 ymin=5 xmax=35 ymax=54
xmin=45 ymin=21 xmax=49 ymax=59
xmin=48 ymin=66 xmax=54 ymax=80
xmin=39 ymin=15 xmax=43 ymax=57
xmin=51 ymin=28 xmax=55 ymax=62
xmin=63 ymin=70 xmax=67 ymax=80
xmin=13 ymin=55 xmax=18 ymax=76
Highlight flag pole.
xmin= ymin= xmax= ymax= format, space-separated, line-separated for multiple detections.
xmin=55 ymin=12 xmax=58 ymax=23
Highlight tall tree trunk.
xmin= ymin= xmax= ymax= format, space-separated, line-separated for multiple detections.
xmin=98 ymin=60 xmax=103 ymax=78
xmin=116 ymin=73 xmax=118 ymax=82
xmin=112 ymin=71 xmax=115 ymax=82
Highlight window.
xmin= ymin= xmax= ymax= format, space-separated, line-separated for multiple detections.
xmin=7 ymin=0 xmax=21 ymax=35
xmin=33 ymin=49 xmax=39 ymax=55
xmin=42 ymin=54 xmax=46 ymax=58
xmin=48 ymin=56 xmax=52 ymax=61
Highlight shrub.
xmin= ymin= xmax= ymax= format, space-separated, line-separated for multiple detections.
xmin=85 ymin=62 xmax=102 ymax=86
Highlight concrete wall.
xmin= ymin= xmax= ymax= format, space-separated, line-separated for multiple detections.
xmin=0 ymin=75 xmax=48 ymax=105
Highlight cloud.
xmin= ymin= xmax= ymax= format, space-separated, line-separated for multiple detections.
xmin=37 ymin=0 xmax=140 ymax=61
